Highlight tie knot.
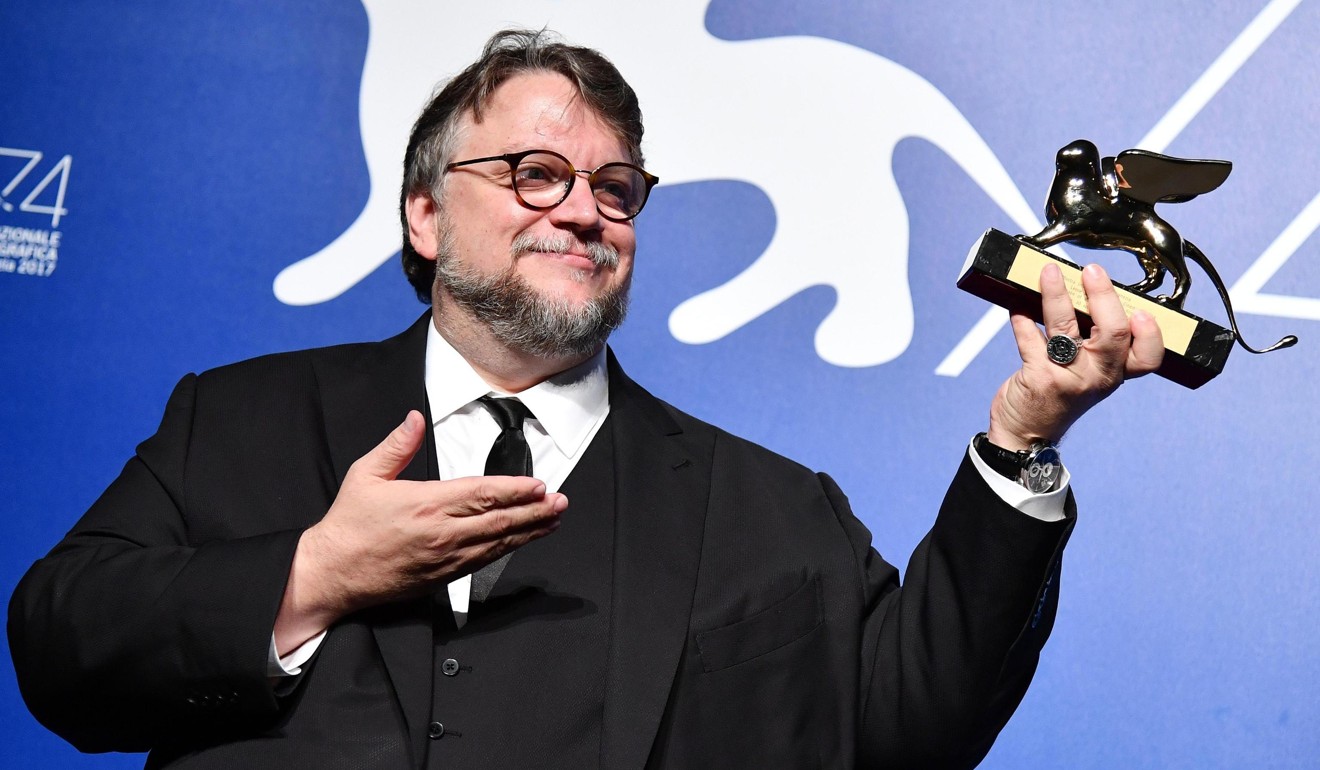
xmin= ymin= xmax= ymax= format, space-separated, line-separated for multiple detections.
xmin=478 ymin=396 xmax=534 ymax=431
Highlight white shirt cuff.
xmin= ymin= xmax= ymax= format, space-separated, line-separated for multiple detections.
xmin=966 ymin=439 xmax=1070 ymax=523
xmin=267 ymin=629 xmax=328 ymax=678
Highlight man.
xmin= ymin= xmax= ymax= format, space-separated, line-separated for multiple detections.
xmin=9 ymin=29 xmax=1162 ymax=769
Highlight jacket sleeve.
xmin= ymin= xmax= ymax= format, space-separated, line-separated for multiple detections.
xmin=828 ymin=453 xmax=1074 ymax=769
xmin=7 ymin=374 xmax=305 ymax=753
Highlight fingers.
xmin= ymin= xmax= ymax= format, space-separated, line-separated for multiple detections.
xmin=439 ymin=489 xmax=566 ymax=577
xmin=1039 ymin=263 xmax=1081 ymax=338
xmin=454 ymin=493 xmax=566 ymax=546
xmin=433 ymin=475 xmax=556 ymax=516
xmin=409 ymin=474 xmax=565 ymax=540
xmin=1078 ymin=264 xmax=1126 ymax=332
xmin=314 ymin=472 xmax=565 ymax=607
xmin=350 ymin=411 xmax=426 ymax=482
xmin=1008 ymin=308 xmax=1047 ymax=367
xmin=1076 ymin=264 xmax=1133 ymax=379
xmin=1125 ymin=309 xmax=1165 ymax=377
xmin=1041 ymin=263 xmax=1152 ymax=377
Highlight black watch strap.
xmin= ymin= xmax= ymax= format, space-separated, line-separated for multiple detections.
xmin=973 ymin=432 xmax=1023 ymax=481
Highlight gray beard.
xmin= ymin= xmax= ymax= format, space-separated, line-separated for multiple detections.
xmin=434 ymin=230 xmax=630 ymax=360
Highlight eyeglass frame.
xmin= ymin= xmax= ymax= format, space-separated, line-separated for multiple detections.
xmin=443 ymin=148 xmax=660 ymax=222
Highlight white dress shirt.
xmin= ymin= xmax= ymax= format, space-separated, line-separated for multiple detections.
xmin=423 ymin=322 xmax=610 ymax=625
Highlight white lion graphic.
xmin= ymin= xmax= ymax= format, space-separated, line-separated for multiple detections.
xmin=273 ymin=0 xmax=1044 ymax=367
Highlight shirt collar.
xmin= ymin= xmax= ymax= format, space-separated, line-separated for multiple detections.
xmin=424 ymin=319 xmax=609 ymax=459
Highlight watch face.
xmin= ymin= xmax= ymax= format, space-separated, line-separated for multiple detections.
xmin=1022 ymin=445 xmax=1061 ymax=493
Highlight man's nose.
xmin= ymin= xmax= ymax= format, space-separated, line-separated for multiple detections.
xmin=548 ymin=173 xmax=603 ymax=229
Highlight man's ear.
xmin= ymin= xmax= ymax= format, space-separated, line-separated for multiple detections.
xmin=405 ymin=193 xmax=440 ymax=261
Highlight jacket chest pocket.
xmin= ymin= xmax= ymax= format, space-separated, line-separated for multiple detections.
xmin=695 ymin=575 xmax=822 ymax=673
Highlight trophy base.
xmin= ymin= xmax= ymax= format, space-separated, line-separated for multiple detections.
xmin=957 ymin=228 xmax=1234 ymax=389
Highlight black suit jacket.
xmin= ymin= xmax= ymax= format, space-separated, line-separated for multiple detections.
xmin=9 ymin=314 xmax=1074 ymax=768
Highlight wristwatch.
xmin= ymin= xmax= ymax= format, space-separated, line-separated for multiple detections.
xmin=973 ymin=432 xmax=1062 ymax=493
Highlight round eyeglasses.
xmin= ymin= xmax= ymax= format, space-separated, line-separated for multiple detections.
xmin=444 ymin=149 xmax=659 ymax=222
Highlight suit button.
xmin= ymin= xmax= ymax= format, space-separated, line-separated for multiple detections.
xmin=441 ymin=658 xmax=460 ymax=676
xmin=428 ymin=721 xmax=445 ymax=739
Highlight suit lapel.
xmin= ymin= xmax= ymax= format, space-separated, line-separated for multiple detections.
xmin=317 ymin=312 xmax=433 ymax=486
xmin=314 ymin=311 xmax=435 ymax=768
xmin=600 ymin=353 xmax=709 ymax=769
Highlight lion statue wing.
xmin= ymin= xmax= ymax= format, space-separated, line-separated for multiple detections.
xmin=1113 ymin=149 xmax=1232 ymax=205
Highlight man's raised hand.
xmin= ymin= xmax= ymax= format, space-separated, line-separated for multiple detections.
xmin=988 ymin=263 xmax=1164 ymax=451
xmin=273 ymin=410 xmax=565 ymax=653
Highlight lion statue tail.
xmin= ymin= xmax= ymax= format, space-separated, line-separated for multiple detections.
xmin=1184 ymin=240 xmax=1298 ymax=354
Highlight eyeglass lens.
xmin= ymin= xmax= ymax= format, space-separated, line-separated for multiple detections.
xmin=513 ymin=152 xmax=648 ymax=220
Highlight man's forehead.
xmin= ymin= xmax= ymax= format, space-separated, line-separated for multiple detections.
xmin=458 ymin=71 xmax=626 ymax=157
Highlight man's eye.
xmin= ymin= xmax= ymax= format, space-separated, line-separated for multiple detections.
xmin=515 ymin=164 xmax=559 ymax=187
xmin=601 ymin=172 xmax=644 ymax=205
xmin=595 ymin=181 xmax=631 ymax=205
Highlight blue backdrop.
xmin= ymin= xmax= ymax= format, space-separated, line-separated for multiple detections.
xmin=2 ymin=1 xmax=1316 ymax=767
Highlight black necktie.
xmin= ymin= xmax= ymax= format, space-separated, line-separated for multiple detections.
xmin=470 ymin=396 xmax=535 ymax=601
xmin=480 ymin=396 xmax=534 ymax=477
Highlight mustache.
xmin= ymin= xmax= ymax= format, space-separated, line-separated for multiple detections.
xmin=510 ymin=233 xmax=620 ymax=269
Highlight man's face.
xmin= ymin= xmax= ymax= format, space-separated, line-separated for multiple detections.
xmin=408 ymin=71 xmax=638 ymax=358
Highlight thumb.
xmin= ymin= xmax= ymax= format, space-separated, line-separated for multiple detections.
xmin=354 ymin=410 xmax=425 ymax=482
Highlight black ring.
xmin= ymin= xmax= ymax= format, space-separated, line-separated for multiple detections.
xmin=1046 ymin=334 xmax=1082 ymax=365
